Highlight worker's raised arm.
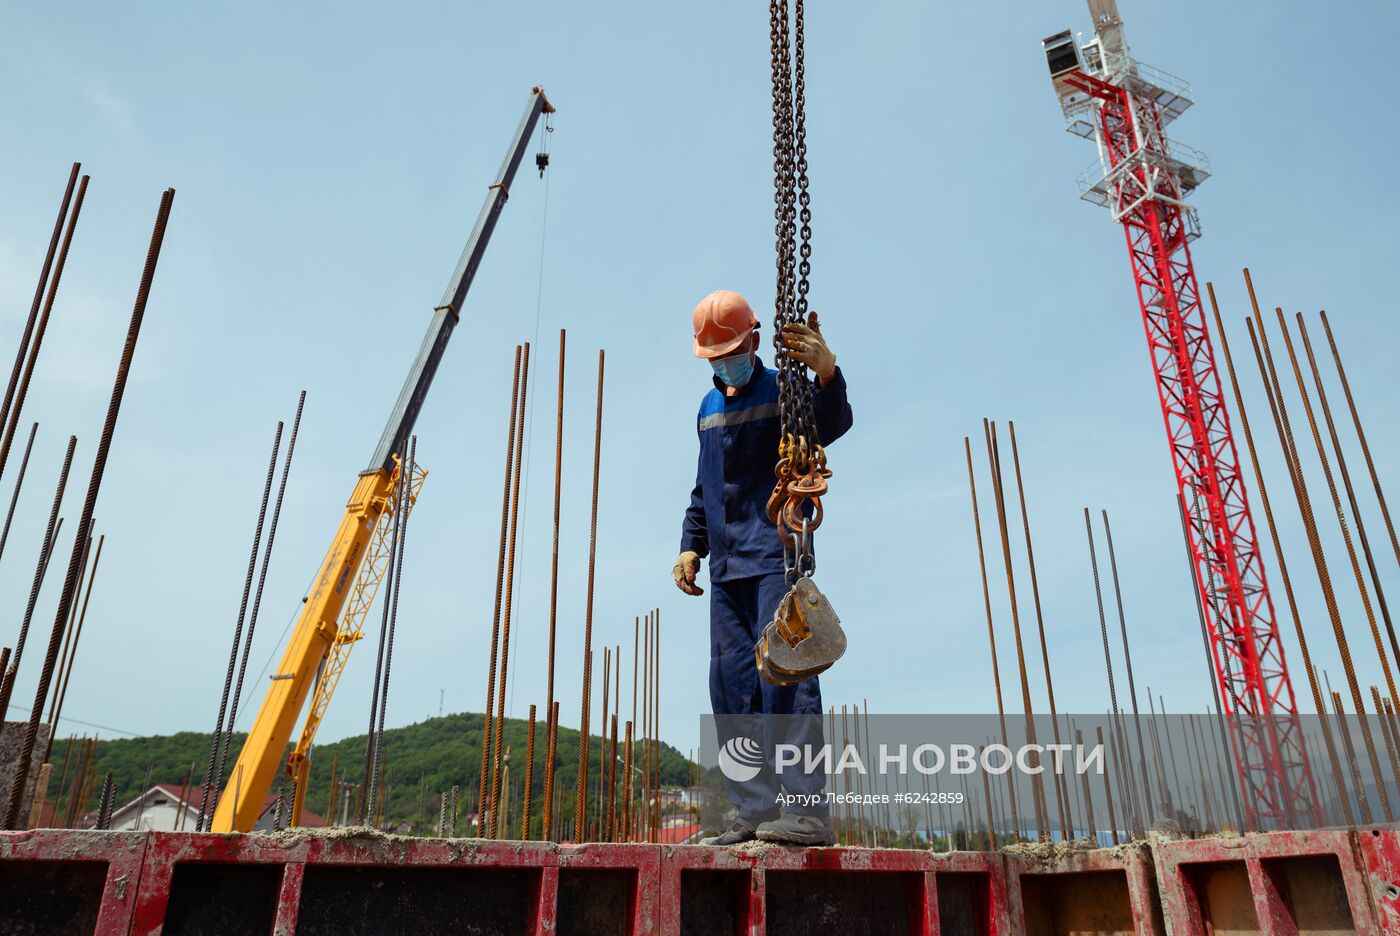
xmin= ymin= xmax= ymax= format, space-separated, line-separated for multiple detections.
xmin=782 ymin=310 xmax=852 ymax=445
xmin=812 ymin=366 xmax=852 ymax=445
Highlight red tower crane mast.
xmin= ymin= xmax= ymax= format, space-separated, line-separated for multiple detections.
xmin=1041 ymin=0 xmax=1316 ymax=830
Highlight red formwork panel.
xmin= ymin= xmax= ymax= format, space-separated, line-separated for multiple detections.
xmin=1002 ymin=843 xmax=1163 ymax=936
xmin=0 ymin=828 xmax=148 ymax=936
xmin=1152 ymin=831 xmax=1379 ymax=936
xmin=130 ymin=831 xmax=658 ymax=936
xmin=1354 ymin=828 xmax=1400 ymax=932
xmin=658 ymin=845 xmax=1011 ymax=936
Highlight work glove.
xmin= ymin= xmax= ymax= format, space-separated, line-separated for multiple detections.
xmin=673 ymin=550 xmax=703 ymax=596
xmin=781 ymin=310 xmax=837 ymax=384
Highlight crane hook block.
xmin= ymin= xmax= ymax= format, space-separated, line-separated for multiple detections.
xmin=536 ymin=152 xmax=550 ymax=177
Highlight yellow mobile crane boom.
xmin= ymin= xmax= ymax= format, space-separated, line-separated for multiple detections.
xmin=212 ymin=87 xmax=554 ymax=832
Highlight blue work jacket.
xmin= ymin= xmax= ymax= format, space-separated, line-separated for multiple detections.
xmin=680 ymin=357 xmax=853 ymax=582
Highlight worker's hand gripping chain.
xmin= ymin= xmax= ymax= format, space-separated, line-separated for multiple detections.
xmin=755 ymin=0 xmax=845 ymax=686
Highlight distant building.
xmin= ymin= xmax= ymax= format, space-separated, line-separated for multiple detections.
xmin=656 ymin=822 xmax=703 ymax=845
xmin=102 ymin=784 xmax=326 ymax=832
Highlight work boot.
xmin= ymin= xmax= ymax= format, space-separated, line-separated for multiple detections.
xmin=756 ymin=814 xmax=836 ymax=846
xmin=700 ymin=817 xmax=760 ymax=846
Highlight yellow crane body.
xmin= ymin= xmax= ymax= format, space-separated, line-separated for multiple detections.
xmin=211 ymin=469 xmax=394 ymax=831
xmin=208 ymin=86 xmax=553 ymax=833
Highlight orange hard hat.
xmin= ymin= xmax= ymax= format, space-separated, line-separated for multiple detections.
xmin=692 ymin=290 xmax=759 ymax=359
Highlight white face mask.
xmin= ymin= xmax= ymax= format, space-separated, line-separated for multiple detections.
xmin=711 ymin=353 xmax=754 ymax=388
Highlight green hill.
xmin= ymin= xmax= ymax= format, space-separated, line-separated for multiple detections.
xmin=46 ymin=712 xmax=693 ymax=836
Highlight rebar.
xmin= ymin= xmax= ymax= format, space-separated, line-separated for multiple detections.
xmin=1372 ymin=685 xmax=1400 ymax=801
xmin=370 ymin=436 xmax=416 ymax=823
xmin=1183 ymin=713 xmax=1211 ymax=829
xmin=448 ymin=783 xmax=458 ymax=836
xmin=0 ymin=435 xmax=76 ymax=721
xmin=1083 ymin=510 xmax=1137 ymax=839
xmin=1329 ymin=685 xmax=1369 ymax=821
xmin=964 ymin=435 xmax=1019 ymax=839
xmin=175 ymin=763 xmax=192 ymax=831
xmin=540 ymin=329 xmax=567 ymax=841
xmin=975 ymin=745 xmax=995 ymax=850
xmin=324 ymin=753 xmax=339 ymax=828
xmin=273 ymin=783 xmax=286 ymax=831
xmin=642 ymin=612 xmax=651 ymax=841
xmin=95 ymin=773 xmax=115 ymax=830
xmin=0 ymin=421 xmax=39 ymax=567
xmin=1245 ymin=309 xmax=1378 ymax=823
xmin=1258 ymin=308 xmax=1394 ymax=820
xmin=361 ymin=444 xmax=402 ymax=823
xmin=225 ymin=390 xmax=305 ymax=774
xmin=0 ymin=172 xmax=88 ymax=493
xmin=47 ymin=534 xmax=104 ymax=762
xmin=1279 ymin=310 xmax=1399 ymax=716
xmin=1299 ymin=316 xmax=1400 ymax=683
xmin=1107 ymin=709 xmax=1135 ymax=835
xmin=492 ymin=336 xmax=532 ymax=838
xmin=3 ymin=186 xmax=174 ymax=832
xmin=606 ymin=712 xmax=619 ymax=841
xmin=1076 ymin=729 xmax=1096 ymax=844
xmin=1145 ymin=689 xmax=1173 ymax=816
xmin=203 ymin=422 xmax=281 ymax=830
xmin=0 ymin=164 xmax=77 ymax=460
xmin=521 ymin=704 xmax=536 ymax=839
xmin=653 ymin=609 xmax=661 ymax=841
xmin=1210 ymin=281 xmax=1334 ymax=826
xmin=1176 ymin=489 xmax=1250 ymax=830
xmin=621 ymin=719 xmax=633 ymax=841
xmin=1006 ymin=422 xmax=1069 ymax=841
xmin=985 ymin=423 xmax=1047 ymax=841
xmin=576 ymin=348 xmax=605 ymax=837
xmin=596 ymin=646 xmax=611 ymax=838
xmin=480 ymin=345 xmax=523 ymax=833
xmin=45 ymin=523 xmax=91 ymax=721
xmin=1319 ymin=311 xmax=1399 ymax=567
xmin=1100 ymin=511 xmax=1152 ymax=832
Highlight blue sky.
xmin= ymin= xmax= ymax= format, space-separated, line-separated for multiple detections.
xmin=0 ymin=1 xmax=1396 ymax=763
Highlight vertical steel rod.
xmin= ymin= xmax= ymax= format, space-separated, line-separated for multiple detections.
xmin=1007 ymin=421 xmax=1070 ymax=841
xmin=370 ymin=437 xmax=416 ymax=823
xmin=540 ymin=330 xmax=565 ymax=838
xmin=1278 ymin=311 xmax=1398 ymax=712
xmin=1319 ymin=312 xmax=1399 ymax=566
xmin=225 ymin=390 xmax=305 ymax=785
xmin=1101 ymin=511 xmax=1153 ymax=832
xmin=1083 ymin=511 xmax=1137 ymax=839
xmin=986 ymin=423 xmax=1047 ymax=841
xmin=0 ymin=164 xmax=77 ymax=459
xmin=1210 ymin=280 xmax=1333 ymax=826
xmin=4 ymin=187 xmax=174 ymax=830
xmin=0 ymin=436 xmax=76 ymax=720
xmin=0 ymin=422 xmax=40 ymax=567
xmin=481 ymin=345 xmax=523 ymax=834
xmin=964 ymin=435 xmax=1019 ymax=839
xmin=1266 ymin=309 xmax=1395 ymax=820
xmin=203 ymin=423 xmax=281 ymax=829
xmin=493 ymin=337 xmax=533 ymax=836
xmin=0 ymin=173 xmax=88 ymax=492
xmin=575 ymin=348 xmax=605 ymax=836
xmin=1245 ymin=309 xmax=1379 ymax=823
xmin=521 ymin=703 xmax=536 ymax=840
xmin=1298 ymin=316 xmax=1400 ymax=682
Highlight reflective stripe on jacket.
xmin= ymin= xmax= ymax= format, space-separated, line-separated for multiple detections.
xmin=680 ymin=357 xmax=852 ymax=582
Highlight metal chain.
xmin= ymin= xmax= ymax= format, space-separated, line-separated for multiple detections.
xmin=769 ymin=0 xmax=823 ymax=583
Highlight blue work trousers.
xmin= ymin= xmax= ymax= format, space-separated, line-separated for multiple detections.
xmin=710 ymin=572 xmax=828 ymax=820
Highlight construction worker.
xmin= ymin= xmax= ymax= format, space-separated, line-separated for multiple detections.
xmin=675 ymin=289 xmax=852 ymax=846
